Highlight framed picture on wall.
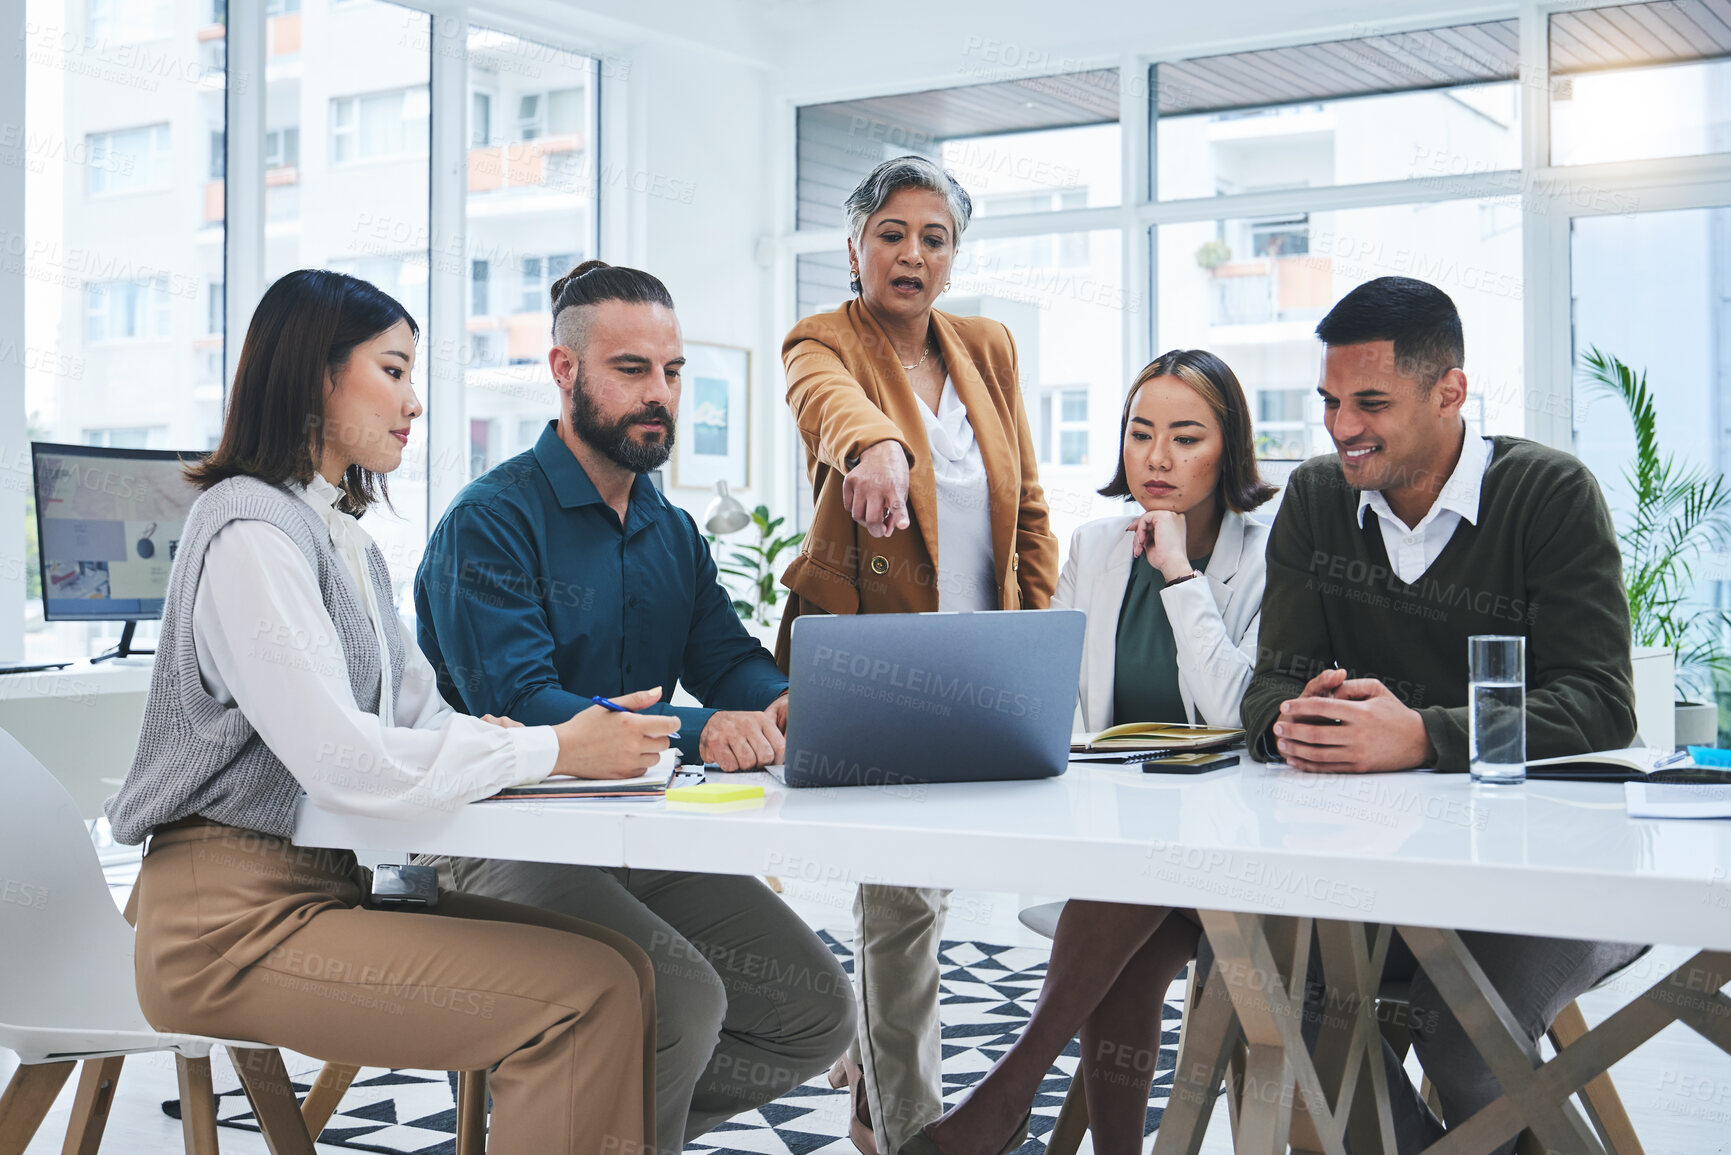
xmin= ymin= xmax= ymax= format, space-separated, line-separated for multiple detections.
xmin=672 ymin=341 xmax=750 ymax=490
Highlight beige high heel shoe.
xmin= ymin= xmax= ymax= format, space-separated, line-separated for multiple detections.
xmin=827 ymin=1055 xmax=881 ymax=1155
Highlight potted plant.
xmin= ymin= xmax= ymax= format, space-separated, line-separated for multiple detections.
xmin=707 ymin=504 xmax=805 ymax=641
xmin=1579 ymin=347 xmax=1731 ymax=747
xmin=1195 ymin=238 xmax=1232 ymax=271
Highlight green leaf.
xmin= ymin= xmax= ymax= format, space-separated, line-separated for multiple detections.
xmin=1578 ymin=345 xmax=1731 ymax=692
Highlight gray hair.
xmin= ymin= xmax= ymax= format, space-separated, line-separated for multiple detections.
xmin=844 ymin=155 xmax=973 ymax=248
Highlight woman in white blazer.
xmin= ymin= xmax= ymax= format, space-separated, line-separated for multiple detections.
xmin=1062 ymin=498 xmax=1268 ymax=732
xmin=906 ymin=350 xmax=1275 ymax=1155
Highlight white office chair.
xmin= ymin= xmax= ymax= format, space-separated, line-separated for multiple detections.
xmin=0 ymin=727 xmax=317 ymax=1154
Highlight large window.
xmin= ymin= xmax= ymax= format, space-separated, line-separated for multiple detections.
xmin=1154 ymin=23 xmax=1521 ymax=200
xmin=463 ymin=30 xmax=599 ymax=479
xmin=1149 ymin=22 xmax=1526 ymax=463
xmin=19 ymin=0 xmax=225 ymax=661
xmin=1572 ymin=207 xmax=1730 ymax=535
xmin=787 ymin=9 xmax=1704 ymax=566
xmin=1551 ymin=2 xmax=1731 ymax=166
xmin=793 ymin=72 xmax=1128 ymax=548
xmin=264 ymin=1 xmax=432 ymax=605
xmin=955 ymin=227 xmax=1126 ymax=547
xmin=1158 ymin=199 xmax=1520 ymax=461
xmin=1572 ymin=207 xmax=1731 ymax=732
xmin=11 ymin=1 xmax=605 ymax=662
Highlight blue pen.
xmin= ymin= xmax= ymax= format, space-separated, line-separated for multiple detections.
xmin=591 ymin=694 xmax=680 ymax=740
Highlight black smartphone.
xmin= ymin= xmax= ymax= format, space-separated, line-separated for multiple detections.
xmin=369 ymin=863 xmax=439 ymax=908
xmin=1142 ymin=753 xmax=1240 ymax=774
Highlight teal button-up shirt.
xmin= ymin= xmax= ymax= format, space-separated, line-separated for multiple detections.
xmin=415 ymin=422 xmax=787 ymax=761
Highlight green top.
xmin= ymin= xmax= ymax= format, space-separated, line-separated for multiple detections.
xmin=1114 ymin=553 xmax=1211 ymax=725
xmin=1241 ymin=436 xmax=1635 ymax=772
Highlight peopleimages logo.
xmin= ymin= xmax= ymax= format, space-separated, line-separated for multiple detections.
xmin=808 ymin=644 xmax=1041 ymax=719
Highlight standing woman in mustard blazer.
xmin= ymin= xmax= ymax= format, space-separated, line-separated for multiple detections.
xmin=906 ymin=349 xmax=1274 ymax=1155
xmin=778 ymin=155 xmax=1059 ymax=1155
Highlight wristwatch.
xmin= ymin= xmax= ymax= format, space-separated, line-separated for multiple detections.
xmin=1163 ymin=570 xmax=1201 ymax=588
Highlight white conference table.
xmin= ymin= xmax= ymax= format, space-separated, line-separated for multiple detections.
xmin=296 ymin=760 xmax=1731 ymax=951
xmin=295 ymin=761 xmax=1731 ymax=1155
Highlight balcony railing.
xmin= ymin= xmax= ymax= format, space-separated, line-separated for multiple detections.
xmin=267 ymin=13 xmax=300 ymax=57
xmin=1208 ymin=255 xmax=1332 ymax=326
xmin=468 ymin=136 xmax=586 ymax=194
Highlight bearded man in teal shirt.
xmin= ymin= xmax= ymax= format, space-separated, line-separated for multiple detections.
xmin=414 ymin=261 xmax=852 ymax=1154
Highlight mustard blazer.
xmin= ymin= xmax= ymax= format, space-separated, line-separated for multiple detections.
xmin=775 ymin=299 xmax=1059 ymax=664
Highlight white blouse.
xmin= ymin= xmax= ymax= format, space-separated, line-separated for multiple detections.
xmin=189 ymin=475 xmax=557 ymax=820
xmin=919 ymin=377 xmax=997 ymax=612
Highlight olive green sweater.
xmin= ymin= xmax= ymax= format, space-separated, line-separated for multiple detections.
xmin=1242 ymin=436 xmax=1636 ymax=772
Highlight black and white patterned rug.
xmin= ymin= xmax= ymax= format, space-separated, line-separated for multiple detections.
xmin=164 ymin=933 xmax=1189 ymax=1154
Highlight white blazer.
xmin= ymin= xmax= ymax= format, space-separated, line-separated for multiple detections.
xmin=1055 ymin=508 xmax=1269 ymax=732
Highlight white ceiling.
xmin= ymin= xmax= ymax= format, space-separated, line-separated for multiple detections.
xmin=526 ymin=0 xmax=1524 ymax=98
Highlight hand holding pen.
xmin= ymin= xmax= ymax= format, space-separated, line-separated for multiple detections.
xmin=545 ymin=687 xmax=681 ymax=780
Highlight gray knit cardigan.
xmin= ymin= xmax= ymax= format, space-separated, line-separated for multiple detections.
xmin=104 ymin=475 xmax=405 ymax=844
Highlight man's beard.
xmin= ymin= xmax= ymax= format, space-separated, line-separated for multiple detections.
xmin=570 ymin=366 xmax=676 ymax=473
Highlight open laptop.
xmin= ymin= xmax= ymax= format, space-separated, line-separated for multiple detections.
xmin=774 ymin=609 xmax=1085 ymax=788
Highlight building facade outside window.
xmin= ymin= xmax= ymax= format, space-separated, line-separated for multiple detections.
xmin=786 ymin=1 xmax=1731 ymax=734
xmin=11 ymin=0 xmax=601 ymax=662
xmin=20 ymin=0 xmax=226 ymax=659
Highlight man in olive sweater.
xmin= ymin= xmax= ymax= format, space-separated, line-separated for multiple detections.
xmin=1241 ymin=277 xmax=1644 ymax=1153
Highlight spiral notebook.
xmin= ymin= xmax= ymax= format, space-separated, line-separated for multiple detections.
xmin=1071 ymin=722 xmax=1243 ymax=758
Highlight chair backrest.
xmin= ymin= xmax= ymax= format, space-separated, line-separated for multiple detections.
xmin=0 ymin=727 xmax=153 ymax=1037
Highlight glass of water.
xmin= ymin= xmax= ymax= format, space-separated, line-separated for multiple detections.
xmin=1469 ymin=635 xmax=1526 ymax=784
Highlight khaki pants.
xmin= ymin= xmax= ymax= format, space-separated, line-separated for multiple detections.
xmin=849 ymin=884 xmax=950 ymax=1150
xmin=427 ymin=857 xmax=855 ymax=1153
xmin=134 ymin=823 xmax=656 ymax=1155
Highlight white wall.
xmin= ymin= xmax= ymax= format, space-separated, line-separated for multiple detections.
xmin=624 ymin=42 xmax=790 ymax=526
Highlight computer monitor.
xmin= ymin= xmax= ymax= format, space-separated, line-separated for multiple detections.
xmin=32 ymin=442 xmax=204 ymax=659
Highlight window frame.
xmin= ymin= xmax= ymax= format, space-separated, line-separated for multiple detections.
xmin=0 ymin=0 xmax=621 ymax=659
xmin=777 ymin=0 xmax=1731 ymax=481
xmin=224 ymin=0 xmax=616 ymax=526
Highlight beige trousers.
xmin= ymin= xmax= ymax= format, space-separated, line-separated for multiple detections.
xmin=848 ymin=883 xmax=951 ymax=1150
xmin=134 ymin=823 xmax=656 ymax=1155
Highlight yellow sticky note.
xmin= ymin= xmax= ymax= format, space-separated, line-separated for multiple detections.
xmin=665 ymin=781 xmax=765 ymax=804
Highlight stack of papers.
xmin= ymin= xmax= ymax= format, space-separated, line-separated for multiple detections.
xmin=483 ymin=751 xmax=684 ymax=802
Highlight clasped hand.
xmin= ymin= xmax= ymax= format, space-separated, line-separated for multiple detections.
xmin=1272 ymin=668 xmax=1435 ymax=774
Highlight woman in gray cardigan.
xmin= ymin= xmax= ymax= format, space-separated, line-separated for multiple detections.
xmin=106 ymin=269 xmax=673 ymax=1155
xmin=903 ymin=350 xmax=1275 ymax=1155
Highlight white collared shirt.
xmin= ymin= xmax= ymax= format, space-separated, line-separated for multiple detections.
xmin=188 ymin=476 xmax=557 ymax=819
xmin=1356 ymin=431 xmax=1493 ymax=584
xmin=919 ymin=376 xmax=997 ymax=611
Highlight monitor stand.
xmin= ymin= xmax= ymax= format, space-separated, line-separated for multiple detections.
xmin=91 ymin=621 xmax=155 ymax=664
